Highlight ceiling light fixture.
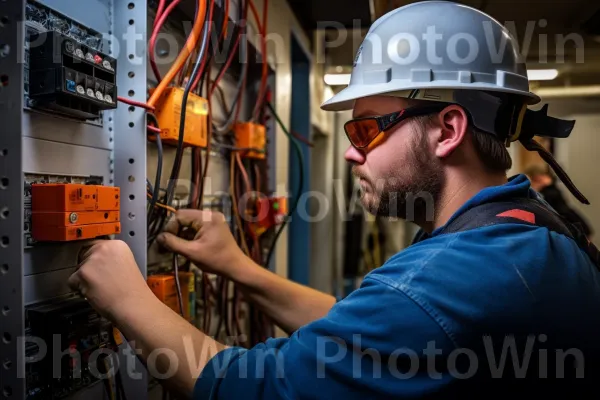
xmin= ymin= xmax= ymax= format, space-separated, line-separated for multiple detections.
xmin=527 ymin=69 xmax=559 ymax=81
xmin=533 ymin=85 xmax=600 ymax=98
xmin=324 ymin=73 xmax=351 ymax=86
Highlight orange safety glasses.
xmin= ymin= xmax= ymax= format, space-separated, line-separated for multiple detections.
xmin=344 ymin=103 xmax=450 ymax=149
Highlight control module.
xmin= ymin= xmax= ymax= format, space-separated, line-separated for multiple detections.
xmin=25 ymin=0 xmax=117 ymax=120
xmin=30 ymin=183 xmax=121 ymax=242
xmin=28 ymin=30 xmax=117 ymax=120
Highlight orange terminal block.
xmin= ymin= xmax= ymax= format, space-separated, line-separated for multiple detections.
xmin=148 ymin=87 xmax=209 ymax=148
xmin=147 ymin=274 xmax=194 ymax=321
xmin=31 ymin=183 xmax=121 ymax=242
xmin=233 ymin=122 xmax=266 ymax=159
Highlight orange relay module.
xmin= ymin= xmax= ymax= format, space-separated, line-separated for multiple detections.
xmin=31 ymin=183 xmax=121 ymax=241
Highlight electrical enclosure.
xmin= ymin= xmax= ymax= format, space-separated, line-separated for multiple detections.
xmin=0 ymin=0 xmax=278 ymax=398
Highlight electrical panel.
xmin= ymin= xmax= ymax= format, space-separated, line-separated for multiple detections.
xmin=150 ymin=87 xmax=209 ymax=147
xmin=1 ymin=0 xmax=148 ymax=398
xmin=2 ymin=0 xmax=279 ymax=397
xmin=234 ymin=122 xmax=267 ymax=159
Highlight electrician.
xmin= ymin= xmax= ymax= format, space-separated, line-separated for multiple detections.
xmin=68 ymin=1 xmax=600 ymax=398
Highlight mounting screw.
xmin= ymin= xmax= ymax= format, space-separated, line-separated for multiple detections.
xmin=69 ymin=213 xmax=78 ymax=223
xmin=65 ymin=40 xmax=74 ymax=53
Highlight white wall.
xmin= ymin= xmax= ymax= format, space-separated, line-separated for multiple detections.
xmin=554 ymin=113 xmax=600 ymax=246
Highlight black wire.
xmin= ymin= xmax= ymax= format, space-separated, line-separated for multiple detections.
xmin=115 ymin=361 xmax=128 ymax=400
xmin=102 ymin=376 xmax=113 ymax=400
xmin=147 ymin=0 xmax=211 ymax=249
xmin=173 ymin=252 xmax=185 ymax=318
xmin=147 ymin=114 xmax=163 ymax=226
xmin=164 ymin=0 xmax=211 ymax=209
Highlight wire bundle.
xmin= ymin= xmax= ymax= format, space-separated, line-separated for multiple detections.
xmin=122 ymin=0 xmax=307 ymax=355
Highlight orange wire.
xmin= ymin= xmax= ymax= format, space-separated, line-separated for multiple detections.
xmin=146 ymin=193 xmax=177 ymax=214
xmin=147 ymin=0 xmax=207 ymax=108
xmin=253 ymin=163 xmax=261 ymax=194
xmin=221 ymin=0 xmax=230 ymax=40
xmin=235 ymin=152 xmax=252 ymax=196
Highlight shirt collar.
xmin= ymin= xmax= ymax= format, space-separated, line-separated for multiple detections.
xmin=429 ymin=174 xmax=534 ymax=238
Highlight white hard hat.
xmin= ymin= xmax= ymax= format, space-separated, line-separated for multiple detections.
xmin=321 ymin=1 xmax=541 ymax=112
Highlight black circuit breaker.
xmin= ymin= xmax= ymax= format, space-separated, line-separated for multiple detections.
xmin=26 ymin=297 xmax=116 ymax=399
xmin=28 ymin=31 xmax=118 ymax=119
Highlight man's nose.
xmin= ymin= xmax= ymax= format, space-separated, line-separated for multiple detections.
xmin=344 ymin=145 xmax=366 ymax=165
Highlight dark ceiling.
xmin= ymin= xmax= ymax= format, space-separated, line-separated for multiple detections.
xmin=286 ymin=0 xmax=373 ymax=32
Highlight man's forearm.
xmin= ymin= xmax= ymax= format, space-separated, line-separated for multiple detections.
xmin=114 ymin=293 xmax=227 ymax=398
xmin=229 ymin=257 xmax=337 ymax=335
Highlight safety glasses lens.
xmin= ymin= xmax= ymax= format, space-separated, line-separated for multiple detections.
xmin=345 ymin=118 xmax=380 ymax=148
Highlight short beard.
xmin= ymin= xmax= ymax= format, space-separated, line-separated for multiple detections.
xmin=356 ymin=124 xmax=444 ymax=223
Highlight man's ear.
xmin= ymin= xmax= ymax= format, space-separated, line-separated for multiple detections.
xmin=433 ymin=105 xmax=469 ymax=159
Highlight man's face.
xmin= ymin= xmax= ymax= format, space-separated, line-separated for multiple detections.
xmin=344 ymin=96 xmax=444 ymax=222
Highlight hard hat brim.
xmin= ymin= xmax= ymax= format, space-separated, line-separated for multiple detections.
xmin=321 ymin=82 xmax=541 ymax=112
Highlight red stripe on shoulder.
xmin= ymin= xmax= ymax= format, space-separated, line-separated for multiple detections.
xmin=496 ymin=209 xmax=536 ymax=224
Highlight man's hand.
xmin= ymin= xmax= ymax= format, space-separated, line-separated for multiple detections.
xmin=67 ymin=240 xmax=155 ymax=323
xmin=157 ymin=209 xmax=247 ymax=278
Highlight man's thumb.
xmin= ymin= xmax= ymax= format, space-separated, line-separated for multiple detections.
xmin=157 ymin=233 xmax=196 ymax=258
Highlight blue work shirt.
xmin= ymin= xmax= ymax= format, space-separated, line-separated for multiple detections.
xmin=195 ymin=174 xmax=600 ymax=398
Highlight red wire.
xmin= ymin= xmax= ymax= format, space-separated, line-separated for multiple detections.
xmin=256 ymin=0 xmax=269 ymax=118
xmin=149 ymin=0 xmax=182 ymax=83
xmin=247 ymin=0 xmax=268 ymax=120
xmin=155 ymin=0 xmax=166 ymax=26
xmin=231 ymin=0 xmax=250 ymax=122
xmin=190 ymin=0 xmax=216 ymax=93
xmin=147 ymin=125 xmax=162 ymax=134
xmin=117 ymin=96 xmax=155 ymax=111
xmin=248 ymin=1 xmax=263 ymax=32
xmin=209 ymin=22 xmax=242 ymax=98
xmin=292 ymin=131 xmax=314 ymax=147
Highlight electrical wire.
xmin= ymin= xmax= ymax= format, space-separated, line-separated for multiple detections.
xmin=115 ymin=368 xmax=128 ymax=400
xmin=249 ymin=0 xmax=269 ymax=121
xmin=147 ymin=114 xmax=163 ymax=225
xmin=230 ymin=156 xmax=250 ymax=255
xmin=146 ymin=193 xmax=177 ymax=214
xmin=117 ymin=96 xmax=155 ymax=111
xmin=173 ymin=253 xmax=185 ymax=317
xmin=197 ymin=81 xmax=214 ymax=207
xmin=264 ymin=101 xmax=304 ymax=268
xmin=155 ymin=0 xmax=167 ymax=25
xmin=148 ymin=0 xmax=207 ymax=108
xmin=149 ymin=0 xmax=182 ymax=83
xmin=221 ymin=0 xmax=230 ymax=40
xmin=212 ymin=143 xmax=264 ymax=153
xmin=190 ymin=0 xmax=216 ymax=93
xmin=164 ymin=1 xmax=211 ymax=208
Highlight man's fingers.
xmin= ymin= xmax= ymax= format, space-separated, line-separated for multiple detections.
xmin=157 ymin=232 xmax=197 ymax=258
xmin=67 ymin=270 xmax=87 ymax=297
xmin=163 ymin=209 xmax=209 ymax=235
xmin=77 ymin=240 xmax=103 ymax=264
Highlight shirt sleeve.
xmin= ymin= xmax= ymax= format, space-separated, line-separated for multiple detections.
xmin=193 ymin=275 xmax=456 ymax=400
